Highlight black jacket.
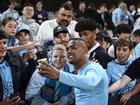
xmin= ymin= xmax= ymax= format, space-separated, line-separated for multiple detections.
xmin=0 ymin=50 xmax=28 ymax=101
xmin=100 ymin=12 xmax=115 ymax=30
xmin=89 ymin=46 xmax=113 ymax=69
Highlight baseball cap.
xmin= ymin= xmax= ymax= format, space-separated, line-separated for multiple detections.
xmin=53 ymin=26 xmax=69 ymax=37
xmin=16 ymin=23 xmax=30 ymax=36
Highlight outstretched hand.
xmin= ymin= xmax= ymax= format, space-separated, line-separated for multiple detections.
xmin=37 ymin=60 xmax=60 ymax=80
xmin=0 ymin=96 xmax=20 ymax=105
xmin=120 ymin=93 xmax=132 ymax=105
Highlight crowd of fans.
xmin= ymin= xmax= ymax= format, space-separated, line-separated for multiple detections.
xmin=0 ymin=0 xmax=140 ymax=105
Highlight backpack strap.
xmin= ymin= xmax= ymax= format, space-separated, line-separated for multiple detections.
xmin=53 ymin=64 xmax=71 ymax=101
xmin=40 ymin=78 xmax=56 ymax=103
xmin=63 ymin=63 xmax=69 ymax=72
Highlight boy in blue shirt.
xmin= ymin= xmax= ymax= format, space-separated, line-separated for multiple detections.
xmin=107 ymin=36 xmax=136 ymax=105
xmin=26 ymin=44 xmax=74 ymax=105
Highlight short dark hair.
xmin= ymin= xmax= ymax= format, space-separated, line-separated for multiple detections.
xmin=100 ymin=3 xmax=108 ymax=8
xmin=0 ymin=30 xmax=7 ymax=40
xmin=79 ymin=1 xmax=86 ymax=5
xmin=116 ymin=24 xmax=132 ymax=35
xmin=96 ymin=30 xmax=112 ymax=44
xmin=69 ymin=38 xmax=88 ymax=48
xmin=8 ymin=0 xmax=16 ymax=5
xmin=2 ymin=17 xmax=17 ymax=26
xmin=36 ymin=0 xmax=42 ymax=4
xmin=22 ymin=3 xmax=34 ymax=10
xmin=75 ymin=18 xmax=96 ymax=32
xmin=133 ymin=29 xmax=140 ymax=37
xmin=59 ymin=2 xmax=73 ymax=12
xmin=115 ymin=36 xmax=133 ymax=50
xmin=96 ymin=23 xmax=102 ymax=30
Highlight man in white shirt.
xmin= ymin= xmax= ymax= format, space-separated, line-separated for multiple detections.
xmin=36 ymin=3 xmax=79 ymax=45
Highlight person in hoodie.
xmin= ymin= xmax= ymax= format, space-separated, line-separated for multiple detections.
xmin=18 ymin=3 xmax=40 ymax=42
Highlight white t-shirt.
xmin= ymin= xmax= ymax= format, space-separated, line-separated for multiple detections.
xmin=36 ymin=19 xmax=79 ymax=45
